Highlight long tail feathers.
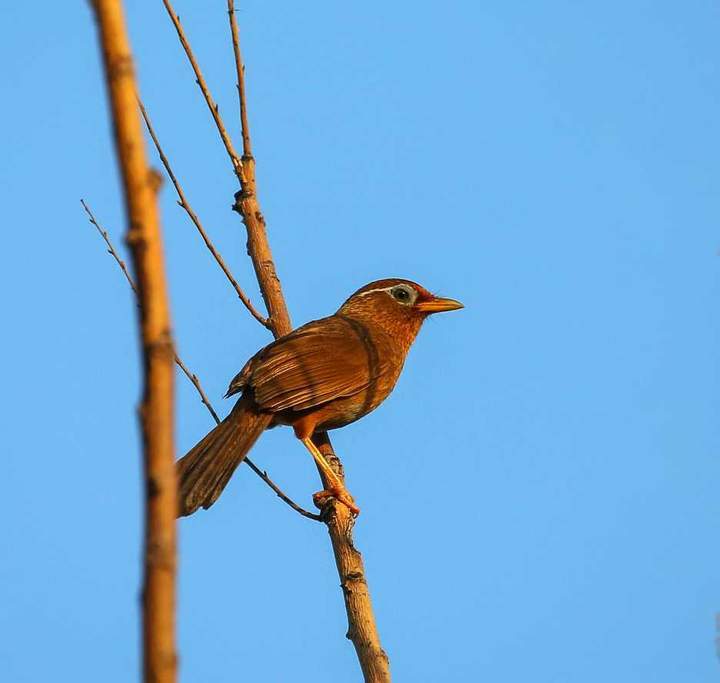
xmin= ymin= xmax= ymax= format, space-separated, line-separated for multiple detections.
xmin=177 ymin=396 xmax=270 ymax=517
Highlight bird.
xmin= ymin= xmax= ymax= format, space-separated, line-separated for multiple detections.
xmin=176 ymin=278 xmax=463 ymax=517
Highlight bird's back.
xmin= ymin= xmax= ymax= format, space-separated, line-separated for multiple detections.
xmin=226 ymin=313 xmax=407 ymax=431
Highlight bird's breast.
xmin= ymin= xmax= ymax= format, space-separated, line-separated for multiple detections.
xmin=313 ymin=361 xmax=404 ymax=431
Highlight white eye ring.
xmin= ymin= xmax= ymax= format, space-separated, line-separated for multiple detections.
xmin=390 ymin=285 xmax=414 ymax=304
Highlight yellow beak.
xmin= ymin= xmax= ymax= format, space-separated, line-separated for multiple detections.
xmin=415 ymin=296 xmax=464 ymax=313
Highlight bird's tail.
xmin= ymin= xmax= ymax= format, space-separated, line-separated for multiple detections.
xmin=177 ymin=395 xmax=271 ymax=517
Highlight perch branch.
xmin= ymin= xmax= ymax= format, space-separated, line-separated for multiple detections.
xmin=137 ymin=97 xmax=269 ymax=328
xmin=227 ymin=6 xmax=391 ymax=680
xmin=314 ymin=434 xmax=391 ymax=682
xmin=82 ymin=199 xmax=319 ymax=521
xmin=89 ymin=1 xmax=177 ymax=681
xmin=160 ymin=3 xmax=390 ymax=678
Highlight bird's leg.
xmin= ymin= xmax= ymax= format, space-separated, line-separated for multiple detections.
xmin=300 ymin=437 xmax=360 ymax=516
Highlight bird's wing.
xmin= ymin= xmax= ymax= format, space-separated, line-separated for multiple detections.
xmin=244 ymin=315 xmax=389 ymax=412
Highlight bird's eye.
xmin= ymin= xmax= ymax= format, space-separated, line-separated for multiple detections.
xmin=391 ymin=286 xmax=412 ymax=303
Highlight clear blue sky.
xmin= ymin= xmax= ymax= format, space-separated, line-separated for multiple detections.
xmin=2 ymin=1 xmax=718 ymax=681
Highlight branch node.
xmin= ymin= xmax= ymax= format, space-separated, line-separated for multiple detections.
xmin=148 ymin=168 xmax=164 ymax=193
xmin=138 ymin=96 xmax=269 ymax=328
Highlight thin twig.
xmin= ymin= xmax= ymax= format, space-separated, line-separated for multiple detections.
xmin=81 ymin=199 xmax=319 ymax=522
xmin=243 ymin=458 xmax=321 ymax=522
xmin=82 ymin=199 xmax=137 ymax=295
xmin=173 ymin=355 xmax=222 ymax=424
xmin=137 ymin=97 xmax=270 ymax=329
xmin=173 ymin=355 xmax=320 ymax=521
xmin=227 ymin=0 xmax=252 ymax=159
xmin=160 ymin=0 xmax=245 ymax=184
xmin=175 ymin=354 xmax=321 ymax=522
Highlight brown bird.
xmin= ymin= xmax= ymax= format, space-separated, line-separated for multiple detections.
xmin=177 ymin=278 xmax=463 ymax=517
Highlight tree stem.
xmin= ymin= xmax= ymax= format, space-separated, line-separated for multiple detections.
xmin=90 ymin=2 xmax=177 ymax=681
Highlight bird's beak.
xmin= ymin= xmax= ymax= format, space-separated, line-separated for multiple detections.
xmin=415 ymin=296 xmax=464 ymax=313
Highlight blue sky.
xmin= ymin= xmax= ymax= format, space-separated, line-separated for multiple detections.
xmin=2 ymin=1 xmax=719 ymax=681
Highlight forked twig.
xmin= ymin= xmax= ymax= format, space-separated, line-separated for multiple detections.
xmin=81 ymin=199 xmax=321 ymax=522
xmin=160 ymin=0 xmax=245 ymax=183
xmin=161 ymin=3 xmax=390 ymax=678
xmin=162 ymin=0 xmax=291 ymax=332
xmin=227 ymin=0 xmax=252 ymax=159
xmin=136 ymin=97 xmax=269 ymax=329
xmin=224 ymin=5 xmax=391 ymax=680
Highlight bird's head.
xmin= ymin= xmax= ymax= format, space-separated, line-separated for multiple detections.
xmin=337 ymin=278 xmax=463 ymax=345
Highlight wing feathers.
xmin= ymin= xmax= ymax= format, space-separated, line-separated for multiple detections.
xmin=244 ymin=316 xmax=388 ymax=413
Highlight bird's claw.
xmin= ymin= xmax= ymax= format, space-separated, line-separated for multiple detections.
xmin=313 ymin=489 xmax=360 ymax=517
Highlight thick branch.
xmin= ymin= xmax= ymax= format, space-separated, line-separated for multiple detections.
xmin=314 ymin=434 xmax=391 ymax=683
xmin=89 ymin=2 xmax=177 ymax=682
xmin=160 ymin=3 xmax=391 ymax=678
xmin=226 ymin=6 xmax=391 ymax=680
xmin=137 ymin=97 xmax=269 ymax=328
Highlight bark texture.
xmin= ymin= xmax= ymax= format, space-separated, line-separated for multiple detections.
xmin=154 ymin=0 xmax=392 ymax=678
xmin=226 ymin=8 xmax=390 ymax=677
xmin=90 ymin=2 xmax=177 ymax=681
xmin=315 ymin=435 xmax=391 ymax=682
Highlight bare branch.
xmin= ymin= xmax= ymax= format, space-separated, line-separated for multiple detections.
xmin=159 ymin=0 xmax=290 ymax=332
xmin=244 ymin=458 xmax=321 ymax=522
xmin=227 ymin=0 xmax=252 ymax=158
xmin=82 ymin=198 xmax=137 ymax=295
xmin=158 ymin=4 xmax=390 ymax=676
xmin=224 ymin=6 xmax=391 ymax=679
xmin=172 ymin=354 xmax=221 ymax=425
xmin=160 ymin=0 xmax=245 ymax=183
xmin=137 ymin=97 xmax=270 ymax=328
xmin=313 ymin=435 xmax=391 ymax=682
xmin=82 ymin=200 xmax=319 ymax=522
xmin=89 ymin=2 xmax=177 ymax=680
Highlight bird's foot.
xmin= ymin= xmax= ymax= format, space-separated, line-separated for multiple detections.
xmin=313 ymin=488 xmax=360 ymax=516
